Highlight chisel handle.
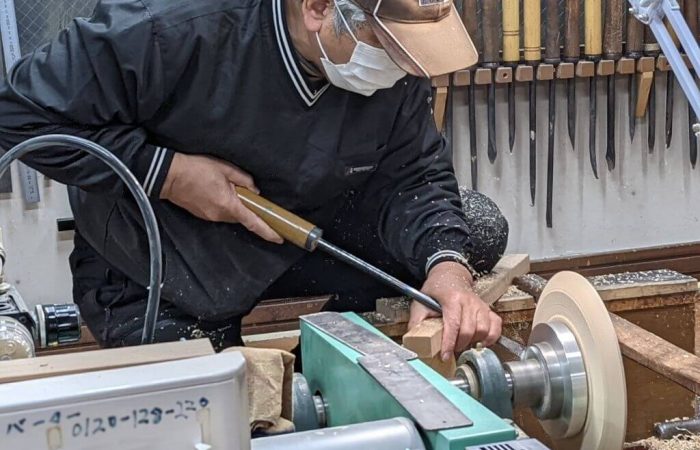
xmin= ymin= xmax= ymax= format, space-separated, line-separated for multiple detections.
xmin=684 ymin=0 xmax=698 ymax=40
xmin=563 ymin=0 xmax=580 ymax=62
xmin=544 ymin=0 xmax=560 ymax=64
xmin=523 ymin=0 xmax=542 ymax=64
xmin=626 ymin=14 xmax=644 ymax=58
xmin=502 ymin=0 xmax=520 ymax=64
xmin=644 ymin=26 xmax=660 ymax=57
xmin=482 ymin=0 xmax=500 ymax=65
xmin=462 ymin=0 xmax=481 ymax=55
xmin=603 ymin=0 xmax=623 ymax=60
xmin=585 ymin=0 xmax=603 ymax=60
xmin=236 ymin=187 xmax=320 ymax=250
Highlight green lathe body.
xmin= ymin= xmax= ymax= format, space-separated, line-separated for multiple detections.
xmin=301 ymin=312 xmax=517 ymax=450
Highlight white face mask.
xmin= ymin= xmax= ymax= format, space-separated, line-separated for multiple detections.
xmin=316 ymin=5 xmax=406 ymax=96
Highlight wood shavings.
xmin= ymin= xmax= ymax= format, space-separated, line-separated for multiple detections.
xmin=626 ymin=434 xmax=700 ymax=450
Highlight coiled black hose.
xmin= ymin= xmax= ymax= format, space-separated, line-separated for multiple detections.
xmin=0 ymin=135 xmax=162 ymax=345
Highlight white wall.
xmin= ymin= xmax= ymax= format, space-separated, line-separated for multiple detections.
xmin=0 ymin=167 xmax=73 ymax=307
xmin=2 ymin=74 xmax=699 ymax=307
xmin=452 ymin=74 xmax=700 ymax=260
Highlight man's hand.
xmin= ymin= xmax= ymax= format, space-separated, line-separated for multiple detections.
xmin=408 ymin=261 xmax=502 ymax=361
xmin=161 ymin=153 xmax=283 ymax=244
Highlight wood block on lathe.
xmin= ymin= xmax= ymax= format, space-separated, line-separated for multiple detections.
xmin=431 ymin=74 xmax=450 ymax=88
xmin=402 ymin=318 xmax=443 ymax=358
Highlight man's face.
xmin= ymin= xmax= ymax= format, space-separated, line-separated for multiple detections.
xmin=316 ymin=11 xmax=383 ymax=64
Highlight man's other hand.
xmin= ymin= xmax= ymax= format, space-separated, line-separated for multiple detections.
xmin=161 ymin=153 xmax=284 ymax=244
xmin=408 ymin=261 xmax=502 ymax=361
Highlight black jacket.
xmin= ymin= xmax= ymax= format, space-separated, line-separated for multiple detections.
xmin=0 ymin=0 xmax=473 ymax=320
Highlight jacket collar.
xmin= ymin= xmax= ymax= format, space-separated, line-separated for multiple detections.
xmin=272 ymin=0 xmax=330 ymax=107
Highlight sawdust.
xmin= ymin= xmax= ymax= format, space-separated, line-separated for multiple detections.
xmin=360 ymin=311 xmax=391 ymax=325
xmin=626 ymin=435 xmax=700 ymax=450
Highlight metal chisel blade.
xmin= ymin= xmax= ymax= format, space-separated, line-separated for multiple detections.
xmin=567 ymin=78 xmax=576 ymax=150
xmin=606 ymin=75 xmax=616 ymax=171
xmin=690 ymin=102 xmax=698 ymax=169
xmin=649 ymin=75 xmax=656 ymax=153
xmin=628 ymin=74 xmax=637 ymax=142
xmin=665 ymin=72 xmax=674 ymax=149
xmin=589 ymin=77 xmax=599 ymax=179
xmin=508 ymin=83 xmax=516 ymax=152
xmin=468 ymin=82 xmax=478 ymax=190
xmin=487 ymin=83 xmax=497 ymax=163
xmin=529 ymin=80 xmax=537 ymax=205
xmin=546 ymin=80 xmax=555 ymax=228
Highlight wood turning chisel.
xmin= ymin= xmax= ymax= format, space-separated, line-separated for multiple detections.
xmin=664 ymin=1 xmax=683 ymax=150
xmin=462 ymin=0 xmax=480 ymax=190
xmin=585 ymin=0 xmax=602 ymax=179
xmin=644 ymin=26 xmax=660 ymax=153
xmin=502 ymin=0 xmax=520 ymax=153
xmin=563 ymin=0 xmax=581 ymax=151
xmin=482 ymin=0 xmax=500 ymax=164
xmin=544 ymin=0 xmax=559 ymax=228
xmin=236 ymin=187 xmax=443 ymax=313
xmin=626 ymin=12 xmax=645 ymax=142
xmin=523 ymin=0 xmax=541 ymax=205
xmin=684 ymin=0 xmax=698 ymax=166
xmin=603 ymin=0 xmax=623 ymax=171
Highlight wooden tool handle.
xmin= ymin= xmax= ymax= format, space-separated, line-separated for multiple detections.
xmin=236 ymin=187 xmax=318 ymax=250
xmin=523 ymin=0 xmax=542 ymax=63
xmin=462 ymin=0 xmax=481 ymax=55
xmin=482 ymin=0 xmax=500 ymax=65
xmin=684 ymin=0 xmax=698 ymax=39
xmin=584 ymin=0 xmax=603 ymax=59
xmin=544 ymin=0 xmax=560 ymax=64
xmin=563 ymin=0 xmax=581 ymax=62
xmin=626 ymin=14 xmax=644 ymax=58
xmin=603 ymin=0 xmax=624 ymax=60
xmin=644 ymin=26 xmax=660 ymax=56
xmin=502 ymin=0 xmax=520 ymax=64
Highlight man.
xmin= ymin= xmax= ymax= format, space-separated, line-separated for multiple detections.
xmin=0 ymin=0 xmax=508 ymax=361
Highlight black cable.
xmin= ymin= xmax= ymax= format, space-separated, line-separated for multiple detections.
xmin=0 ymin=135 xmax=162 ymax=345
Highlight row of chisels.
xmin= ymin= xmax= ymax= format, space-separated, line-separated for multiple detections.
xmin=432 ymin=0 xmax=700 ymax=228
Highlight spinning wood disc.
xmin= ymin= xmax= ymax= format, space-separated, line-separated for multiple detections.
xmin=534 ymin=271 xmax=627 ymax=450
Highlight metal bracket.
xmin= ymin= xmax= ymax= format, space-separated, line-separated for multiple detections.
xmin=628 ymin=0 xmax=700 ymax=138
xmin=0 ymin=0 xmax=40 ymax=203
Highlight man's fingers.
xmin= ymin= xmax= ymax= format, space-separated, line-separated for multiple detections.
xmin=440 ymin=302 xmax=461 ymax=361
xmin=223 ymin=164 xmax=258 ymax=193
xmin=455 ymin=307 xmax=476 ymax=353
xmin=408 ymin=301 xmax=436 ymax=330
xmin=471 ymin=308 xmax=491 ymax=344
xmin=483 ymin=312 xmax=502 ymax=347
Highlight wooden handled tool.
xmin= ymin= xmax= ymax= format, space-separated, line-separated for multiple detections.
xmin=462 ymin=0 xmax=480 ymax=190
xmin=626 ymin=12 xmax=644 ymax=141
xmin=664 ymin=0 xmax=683 ymax=149
xmin=502 ymin=0 xmax=520 ymax=152
xmin=603 ymin=0 xmax=623 ymax=171
xmin=236 ymin=187 xmax=442 ymax=312
xmin=482 ymin=0 xmax=500 ymax=164
xmin=544 ymin=0 xmax=559 ymax=228
xmin=684 ymin=0 xmax=699 ymax=167
xmin=644 ymin=27 xmax=661 ymax=153
xmin=563 ymin=0 xmax=581 ymax=150
xmin=523 ymin=0 xmax=541 ymax=206
xmin=585 ymin=0 xmax=603 ymax=179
